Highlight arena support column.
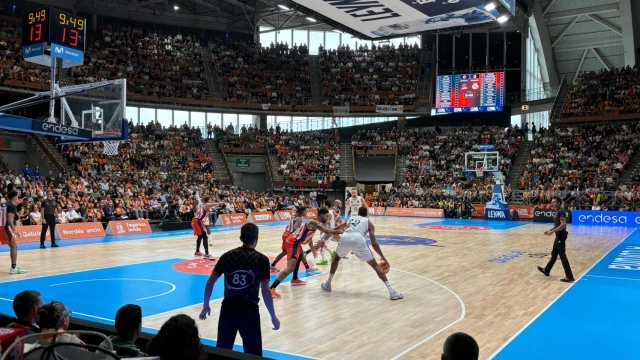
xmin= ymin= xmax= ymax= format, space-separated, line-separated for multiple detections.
xmin=397 ymin=117 xmax=405 ymax=131
xmin=258 ymin=114 xmax=267 ymax=129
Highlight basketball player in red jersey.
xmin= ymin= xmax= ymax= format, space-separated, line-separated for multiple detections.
xmin=270 ymin=208 xmax=343 ymax=299
xmin=270 ymin=207 xmax=315 ymax=273
xmin=191 ymin=196 xmax=221 ymax=259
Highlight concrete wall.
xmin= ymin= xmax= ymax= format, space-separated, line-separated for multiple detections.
xmin=0 ymin=134 xmax=56 ymax=174
xmin=225 ymin=155 xmax=266 ymax=173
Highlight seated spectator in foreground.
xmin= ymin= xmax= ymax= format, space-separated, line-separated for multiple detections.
xmin=442 ymin=332 xmax=479 ymax=360
xmin=36 ymin=301 xmax=84 ymax=346
xmin=65 ymin=204 xmax=85 ymax=223
xmin=7 ymin=290 xmax=43 ymax=335
xmin=99 ymin=304 xmax=146 ymax=357
xmin=147 ymin=314 xmax=206 ymax=360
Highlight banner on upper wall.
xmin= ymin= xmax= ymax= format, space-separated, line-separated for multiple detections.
xmin=333 ymin=106 xmax=349 ymax=115
xmin=289 ymin=0 xmax=499 ymax=38
xmin=14 ymin=225 xmax=50 ymax=243
xmin=248 ymin=212 xmax=276 ymax=224
xmin=105 ymin=220 xmax=152 ymax=236
xmin=275 ymin=210 xmax=296 ymax=221
xmin=55 ymin=222 xmax=105 ymax=240
xmin=215 ymin=214 xmax=248 ymax=226
xmin=376 ymin=105 xmax=404 ymax=114
xmin=261 ymin=104 xmax=270 ymax=110
xmin=385 ymin=208 xmax=444 ymax=218
xmin=572 ymin=210 xmax=637 ymax=227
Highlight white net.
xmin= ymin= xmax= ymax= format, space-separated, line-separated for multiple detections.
xmin=476 ymin=168 xmax=484 ymax=177
xmin=103 ymin=141 xmax=120 ymax=156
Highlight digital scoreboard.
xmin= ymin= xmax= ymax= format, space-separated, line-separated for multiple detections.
xmin=435 ymin=72 xmax=504 ymax=114
xmin=22 ymin=7 xmax=86 ymax=68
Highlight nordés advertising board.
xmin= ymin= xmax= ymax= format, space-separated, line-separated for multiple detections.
xmin=572 ymin=210 xmax=640 ymax=228
xmin=290 ymin=0 xmax=499 ymax=38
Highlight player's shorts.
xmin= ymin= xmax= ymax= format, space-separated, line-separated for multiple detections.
xmin=284 ymin=236 xmax=303 ymax=260
xmin=336 ymin=232 xmax=374 ymax=263
xmin=191 ymin=219 xmax=207 ymax=236
xmin=281 ymin=231 xmax=292 ymax=249
xmin=0 ymin=226 xmax=15 ymax=245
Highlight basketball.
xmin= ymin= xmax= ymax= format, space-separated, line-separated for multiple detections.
xmin=379 ymin=260 xmax=390 ymax=274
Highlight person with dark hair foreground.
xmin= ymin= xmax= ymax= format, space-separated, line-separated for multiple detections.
xmin=36 ymin=301 xmax=84 ymax=345
xmin=99 ymin=304 xmax=145 ymax=357
xmin=442 ymin=332 xmax=479 ymax=360
xmin=538 ymin=196 xmax=575 ymax=282
xmin=147 ymin=314 xmax=205 ymax=360
xmin=7 ymin=290 xmax=42 ymax=335
xmin=200 ymin=223 xmax=279 ymax=356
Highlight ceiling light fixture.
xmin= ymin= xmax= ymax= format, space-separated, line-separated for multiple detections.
xmin=174 ymin=5 xmax=179 ymax=10
xmin=278 ymin=4 xmax=290 ymax=10
xmin=497 ymin=14 xmax=509 ymax=23
xmin=332 ymin=29 xmax=343 ymax=33
xmin=484 ymin=2 xmax=496 ymax=11
xmin=306 ymin=17 xmax=317 ymax=22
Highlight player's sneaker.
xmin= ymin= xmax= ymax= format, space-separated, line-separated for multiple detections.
xmin=306 ymin=267 xmax=318 ymax=273
xmin=9 ymin=267 xmax=27 ymax=275
xmin=390 ymin=291 xmax=404 ymax=300
xmin=270 ymin=265 xmax=281 ymax=272
xmin=270 ymin=288 xmax=281 ymax=299
xmin=321 ymin=282 xmax=331 ymax=292
xmin=316 ymin=259 xmax=328 ymax=265
xmin=291 ymin=279 xmax=306 ymax=286
xmin=203 ymin=254 xmax=213 ymax=260
xmin=194 ymin=251 xmax=204 ymax=256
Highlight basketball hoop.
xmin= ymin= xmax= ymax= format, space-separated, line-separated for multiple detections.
xmin=103 ymin=141 xmax=120 ymax=156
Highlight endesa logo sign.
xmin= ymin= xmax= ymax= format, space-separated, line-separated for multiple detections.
xmin=55 ymin=223 xmax=106 ymax=239
xmin=31 ymin=119 xmax=93 ymax=139
xmin=573 ymin=210 xmax=640 ymax=228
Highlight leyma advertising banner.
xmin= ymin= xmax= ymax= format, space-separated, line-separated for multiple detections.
xmin=292 ymin=0 xmax=500 ymax=38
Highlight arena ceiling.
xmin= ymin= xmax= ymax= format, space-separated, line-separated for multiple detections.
xmin=27 ymin=0 xmax=331 ymax=35
xmin=535 ymin=0 xmax=633 ymax=83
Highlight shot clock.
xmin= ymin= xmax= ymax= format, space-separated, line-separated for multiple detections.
xmin=22 ymin=7 xmax=86 ymax=68
xmin=23 ymin=7 xmax=86 ymax=50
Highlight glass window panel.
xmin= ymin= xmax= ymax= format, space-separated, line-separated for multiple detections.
xmin=405 ymin=35 xmax=420 ymax=48
xmin=438 ymin=34 xmax=453 ymax=70
xmin=174 ymin=110 xmax=189 ymax=127
xmin=140 ymin=108 xmax=155 ymax=125
xmin=157 ymin=109 xmax=172 ymax=128
xmin=277 ymin=116 xmax=292 ymax=132
xmin=277 ymin=29 xmax=292 ymax=46
xmin=267 ymin=115 xmax=277 ymax=126
xmin=342 ymin=33 xmax=358 ymax=50
xmin=126 ymin=106 xmax=139 ymax=125
xmin=260 ymin=28 xmax=276 ymax=48
xmin=506 ymin=32 xmax=521 ymax=69
xmin=293 ymin=30 xmax=308 ymax=48
xmin=191 ymin=112 xmax=206 ymax=134
xmin=390 ymin=37 xmax=405 ymax=48
xmin=471 ymin=33 xmax=487 ymax=68
xmin=309 ymin=31 xmax=324 ymax=55
xmin=325 ymin=32 xmax=340 ymax=50
xmin=238 ymin=114 xmax=253 ymax=130
xmin=488 ymin=32 xmax=504 ymax=68
xmin=454 ymin=33 xmax=470 ymax=68
xmin=223 ymin=113 xmax=238 ymax=132
xmin=207 ymin=113 xmax=222 ymax=127
xmin=292 ymin=116 xmax=307 ymax=132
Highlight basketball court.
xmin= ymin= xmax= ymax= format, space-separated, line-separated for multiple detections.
xmin=0 ymin=217 xmax=636 ymax=359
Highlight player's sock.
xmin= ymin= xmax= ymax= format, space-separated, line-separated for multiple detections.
xmin=326 ymin=274 xmax=334 ymax=285
xmin=320 ymin=250 xmax=326 ymax=260
xmin=11 ymin=264 xmax=16 ymax=269
xmin=202 ymin=235 xmax=209 ymax=255
xmin=303 ymin=262 xmax=310 ymax=270
xmin=384 ymin=281 xmax=394 ymax=293
xmin=196 ymin=236 xmax=202 ymax=252
xmin=271 ymin=261 xmax=277 ymax=267
xmin=270 ymin=280 xmax=281 ymax=289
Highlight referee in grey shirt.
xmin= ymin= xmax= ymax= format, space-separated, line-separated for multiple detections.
xmin=40 ymin=191 xmax=58 ymax=248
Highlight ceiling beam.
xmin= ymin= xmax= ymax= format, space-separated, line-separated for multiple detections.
xmin=219 ymin=0 xmax=255 ymax=12
xmin=586 ymin=14 xmax=623 ymax=36
xmin=280 ymin=11 xmax=297 ymax=29
xmin=543 ymin=0 xmax=557 ymax=15
xmin=544 ymin=4 xmax=619 ymax=20
xmin=551 ymin=16 xmax=580 ymax=47
xmin=574 ymin=48 xmax=588 ymax=80
xmin=591 ymin=48 xmax=610 ymax=70
xmin=554 ymin=37 xmax=624 ymax=52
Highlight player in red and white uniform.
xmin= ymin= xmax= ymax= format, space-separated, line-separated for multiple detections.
xmin=191 ymin=196 xmax=220 ymax=259
xmin=270 ymin=207 xmax=315 ymax=272
xmin=345 ymin=188 xmax=367 ymax=218
xmin=315 ymin=200 xmax=343 ymax=265
xmin=270 ymin=208 xmax=343 ymax=299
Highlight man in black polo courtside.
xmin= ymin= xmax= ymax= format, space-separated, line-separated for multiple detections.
xmin=538 ymin=196 xmax=575 ymax=282
xmin=40 ymin=190 xmax=58 ymax=249
xmin=199 ymin=223 xmax=279 ymax=356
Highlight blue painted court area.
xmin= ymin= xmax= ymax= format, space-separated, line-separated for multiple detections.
xmin=0 ymin=221 xmax=287 ymax=253
xmin=0 ymin=258 xmax=317 ymax=360
xmin=415 ymin=218 xmax=529 ymax=230
xmin=493 ymin=228 xmax=640 ymax=360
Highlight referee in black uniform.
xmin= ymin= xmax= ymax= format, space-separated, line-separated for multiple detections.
xmin=40 ymin=191 xmax=58 ymax=248
xmin=538 ymin=196 xmax=574 ymax=282
xmin=199 ymin=223 xmax=279 ymax=356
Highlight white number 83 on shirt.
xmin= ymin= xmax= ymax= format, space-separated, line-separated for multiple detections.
xmin=226 ymin=270 xmax=255 ymax=290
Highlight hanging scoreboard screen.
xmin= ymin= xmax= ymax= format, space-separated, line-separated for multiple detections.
xmin=22 ymin=7 xmax=86 ymax=68
xmin=435 ymin=72 xmax=504 ymax=114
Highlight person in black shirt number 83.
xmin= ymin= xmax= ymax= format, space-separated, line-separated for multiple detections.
xmin=199 ymin=223 xmax=280 ymax=356
xmin=537 ymin=196 xmax=575 ymax=282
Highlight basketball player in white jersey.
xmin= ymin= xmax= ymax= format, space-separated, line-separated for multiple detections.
xmin=345 ymin=188 xmax=366 ymax=218
xmin=320 ymin=206 xmax=403 ymax=300
xmin=316 ymin=201 xmax=339 ymax=265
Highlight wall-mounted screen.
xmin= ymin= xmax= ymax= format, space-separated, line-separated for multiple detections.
xmin=435 ymin=72 xmax=504 ymax=114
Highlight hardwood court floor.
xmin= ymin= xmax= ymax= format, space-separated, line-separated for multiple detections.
xmin=0 ymin=218 xmax=625 ymax=359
